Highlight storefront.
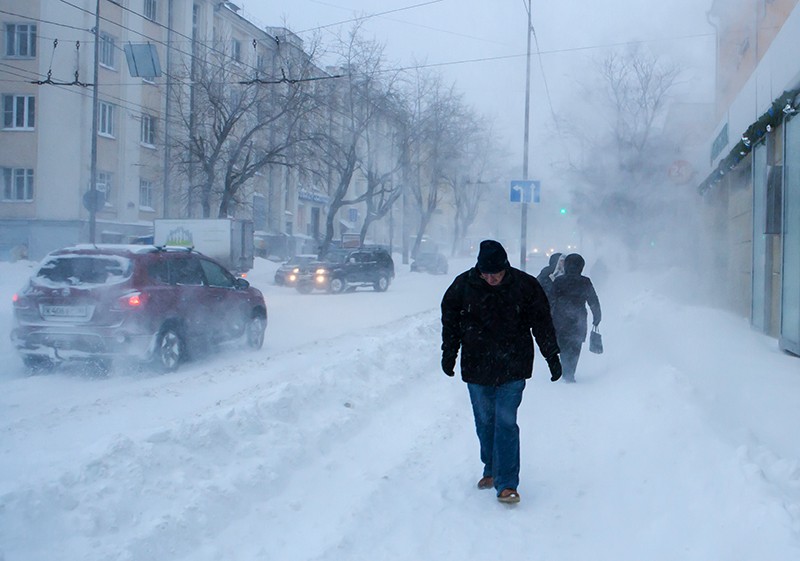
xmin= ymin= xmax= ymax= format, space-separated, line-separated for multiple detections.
xmin=782 ymin=113 xmax=800 ymax=354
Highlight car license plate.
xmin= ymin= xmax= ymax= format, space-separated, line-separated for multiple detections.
xmin=41 ymin=305 xmax=89 ymax=319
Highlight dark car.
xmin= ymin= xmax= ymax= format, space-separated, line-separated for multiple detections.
xmin=10 ymin=244 xmax=267 ymax=372
xmin=295 ymin=247 xmax=395 ymax=294
xmin=274 ymin=254 xmax=319 ymax=286
xmin=410 ymin=251 xmax=449 ymax=275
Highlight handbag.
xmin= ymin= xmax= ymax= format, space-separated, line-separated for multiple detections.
xmin=589 ymin=325 xmax=603 ymax=354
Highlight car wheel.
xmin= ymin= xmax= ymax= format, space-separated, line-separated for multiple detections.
xmin=329 ymin=277 xmax=345 ymax=294
xmin=244 ymin=313 xmax=266 ymax=350
xmin=22 ymin=355 xmax=54 ymax=373
xmin=374 ymin=275 xmax=389 ymax=292
xmin=153 ymin=325 xmax=184 ymax=372
xmin=296 ymin=282 xmax=313 ymax=294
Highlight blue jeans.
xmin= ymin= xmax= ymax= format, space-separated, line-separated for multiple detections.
xmin=467 ymin=379 xmax=526 ymax=493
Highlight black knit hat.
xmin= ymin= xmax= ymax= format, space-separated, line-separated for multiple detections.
xmin=476 ymin=240 xmax=509 ymax=274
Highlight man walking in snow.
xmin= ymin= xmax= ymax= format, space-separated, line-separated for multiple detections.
xmin=440 ymin=239 xmax=562 ymax=504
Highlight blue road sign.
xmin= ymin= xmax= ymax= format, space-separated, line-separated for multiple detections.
xmin=510 ymin=180 xmax=540 ymax=203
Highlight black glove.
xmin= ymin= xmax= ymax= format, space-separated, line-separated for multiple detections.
xmin=441 ymin=354 xmax=456 ymax=377
xmin=546 ymin=354 xmax=562 ymax=382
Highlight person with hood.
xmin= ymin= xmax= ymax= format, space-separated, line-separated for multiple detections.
xmin=441 ymin=240 xmax=562 ymax=504
xmin=536 ymin=252 xmax=562 ymax=302
xmin=551 ymin=253 xmax=602 ymax=383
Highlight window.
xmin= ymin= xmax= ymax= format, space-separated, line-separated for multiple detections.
xmin=232 ymin=39 xmax=241 ymax=63
xmin=199 ymin=258 xmax=235 ymax=288
xmin=170 ymin=257 xmax=204 ymax=286
xmin=144 ymin=0 xmax=158 ymax=21
xmin=139 ymin=179 xmax=154 ymax=209
xmin=5 ymin=23 xmax=36 ymax=58
xmin=99 ymin=33 xmax=116 ymax=69
xmin=96 ymin=171 xmax=112 ymax=205
xmin=2 ymin=168 xmax=34 ymax=201
xmin=140 ymin=113 xmax=156 ymax=145
xmin=2 ymin=94 xmax=34 ymax=129
xmin=99 ymin=102 xmax=115 ymax=136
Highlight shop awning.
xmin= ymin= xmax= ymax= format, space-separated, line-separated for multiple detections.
xmin=698 ymin=88 xmax=800 ymax=195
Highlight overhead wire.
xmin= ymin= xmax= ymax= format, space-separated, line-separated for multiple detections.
xmin=2 ymin=1 xmax=717 ymax=160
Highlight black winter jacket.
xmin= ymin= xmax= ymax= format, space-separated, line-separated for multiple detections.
xmin=551 ymin=255 xmax=601 ymax=345
xmin=441 ymin=267 xmax=559 ymax=386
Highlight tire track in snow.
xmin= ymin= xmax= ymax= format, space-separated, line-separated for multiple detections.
xmin=0 ymin=310 xmax=446 ymax=561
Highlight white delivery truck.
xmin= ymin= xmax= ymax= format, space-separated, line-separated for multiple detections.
xmin=153 ymin=218 xmax=255 ymax=274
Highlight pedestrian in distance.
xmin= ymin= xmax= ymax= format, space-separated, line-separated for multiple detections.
xmin=551 ymin=253 xmax=602 ymax=383
xmin=440 ymin=240 xmax=562 ymax=504
xmin=536 ymin=252 xmax=563 ymax=303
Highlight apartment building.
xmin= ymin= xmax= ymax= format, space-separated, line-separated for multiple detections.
xmin=1 ymin=1 xmax=402 ymax=262
xmin=698 ymin=0 xmax=800 ymax=355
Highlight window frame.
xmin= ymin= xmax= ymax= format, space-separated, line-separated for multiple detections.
xmin=144 ymin=0 xmax=158 ymax=21
xmin=4 ymin=23 xmax=37 ymax=58
xmin=140 ymin=113 xmax=156 ymax=146
xmin=2 ymin=167 xmax=34 ymax=201
xmin=96 ymin=170 xmax=113 ymax=206
xmin=232 ymin=39 xmax=242 ymax=63
xmin=99 ymin=101 xmax=115 ymax=137
xmin=139 ymin=178 xmax=154 ymax=210
xmin=2 ymin=94 xmax=35 ymax=129
xmin=99 ymin=32 xmax=116 ymax=69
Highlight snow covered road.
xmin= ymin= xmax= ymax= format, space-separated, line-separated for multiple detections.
xmin=1 ymin=258 xmax=799 ymax=560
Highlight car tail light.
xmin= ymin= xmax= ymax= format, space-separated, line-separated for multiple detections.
xmin=116 ymin=291 xmax=146 ymax=309
xmin=12 ymin=293 xmax=28 ymax=308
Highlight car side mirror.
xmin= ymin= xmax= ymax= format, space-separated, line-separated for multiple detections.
xmin=234 ymin=277 xmax=250 ymax=290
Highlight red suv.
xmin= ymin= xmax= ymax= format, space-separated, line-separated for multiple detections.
xmin=10 ymin=245 xmax=267 ymax=372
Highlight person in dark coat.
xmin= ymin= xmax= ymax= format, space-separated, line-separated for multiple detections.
xmin=536 ymin=252 xmax=562 ymax=302
xmin=551 ymin=253 xmax=602 ymax=383
xmin=441 ymin=240 xmax=562 ymax=504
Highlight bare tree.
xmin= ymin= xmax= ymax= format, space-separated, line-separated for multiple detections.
xmin=402 ymin=70 xmax=470 ymax=258
xmin=567 ymin=45 xmax=681 ymax=258
xmin=307 ymin=27 xmax=401 ymax=257
xmin=446 ymin=119 xmax=502 ymax=256
xmin=171 ymin=32 xmax=320 ymax=218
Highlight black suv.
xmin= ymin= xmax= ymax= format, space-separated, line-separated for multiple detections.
xmin=11 ymin=244 xmax=267 ymax=372
xmin=295 ymin=247 xmax=395 ymax=294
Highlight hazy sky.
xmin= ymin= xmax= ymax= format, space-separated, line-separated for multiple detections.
xmin=240 ymin=0 xmax=716 ymax=171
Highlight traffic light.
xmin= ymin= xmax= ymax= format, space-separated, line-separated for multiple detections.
xmin=559 ymin=207 xmax=567 ymax=215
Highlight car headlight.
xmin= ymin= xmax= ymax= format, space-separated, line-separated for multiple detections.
xmin=315 ymin=275 xmax=326 ymax=284
xmin=288 ymin=274 xmax=297 ymax=282
xmin=315 ymin=268 xmax=327 ymax=275
xmin=292 ymin=267 xmax=300 ymax=273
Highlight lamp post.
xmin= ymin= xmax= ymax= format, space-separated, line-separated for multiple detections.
xmin=519 ymin=0 xmax=533 ymax=271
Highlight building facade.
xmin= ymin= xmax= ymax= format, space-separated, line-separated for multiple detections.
xmin=698 ymin=0 xmax=800 ymax=356
xmin=1 ymin=0 xmax=399 ymax=263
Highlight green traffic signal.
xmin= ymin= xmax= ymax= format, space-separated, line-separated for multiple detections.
xmin=559 ymin=207 xmax=567 ymax=215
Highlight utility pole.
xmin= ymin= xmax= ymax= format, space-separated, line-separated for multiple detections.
xmin=519 ymin=0 xmax=533 ymax=271
xmin=88 ymin=0 xmax=101 ymax=243
xmin=162 ymin=0 xmax=174 ymax=218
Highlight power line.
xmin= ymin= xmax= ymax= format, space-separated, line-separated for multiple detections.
xmin=294 ymin=0 xmax=445 ymax=34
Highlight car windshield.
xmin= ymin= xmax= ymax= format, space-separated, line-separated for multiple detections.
xmin=34 ymin=254 xmax=133 ymax=287
xmin=287 ymin=255 xmax=316 ymax=266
